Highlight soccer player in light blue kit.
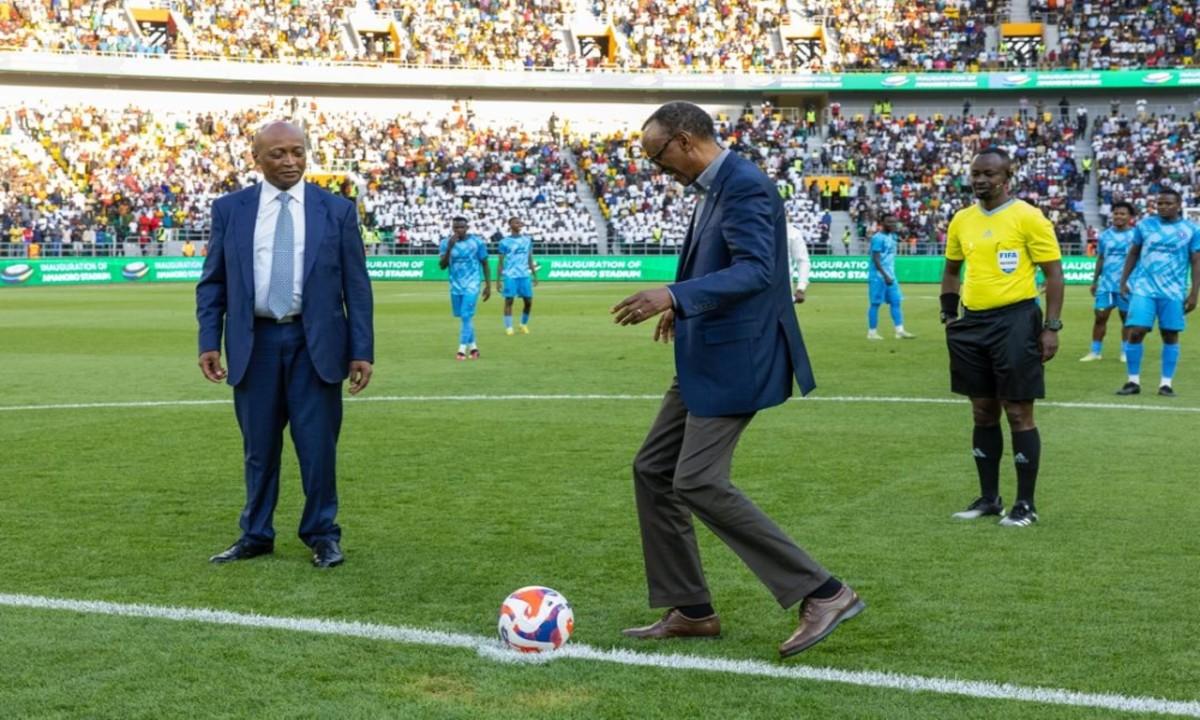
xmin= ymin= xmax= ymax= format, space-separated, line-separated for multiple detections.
xmin=497 ymin=216 xmax=537 ymax=335
xmin=438 ymin=216 xmax=491 ymax=360
xmin=866 ymin=213 xmax=915 ymax=340
xmin=1081 ymin=201 xmax=1135 ymax=362
xmin=1116 ymin=189 xmax=1200 ymax=396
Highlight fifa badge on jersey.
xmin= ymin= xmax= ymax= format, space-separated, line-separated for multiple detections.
xmin=997 ymin=250 xmax=1019 ymax=274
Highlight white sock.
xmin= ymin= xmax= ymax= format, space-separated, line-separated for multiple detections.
xmin=458 ymin=344 xmax=467 ymax=353
xmin=468 ymin=342 xmax=478 ymax=350
xmin=895 ymin=325 xmax=906 ymax=333
xmin=1129 ymin=374 xmax=1141 ymax=385
xmin=1161 ymin=377 xmax=1173 ymax=387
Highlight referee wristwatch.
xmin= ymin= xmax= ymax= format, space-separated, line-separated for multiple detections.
xmin=1043 ymin=318 xmax=1063 ymax=332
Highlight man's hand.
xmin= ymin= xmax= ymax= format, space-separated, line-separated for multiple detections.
xmin=612 ymin=287 xmax=673 ymax=325
xmin=1089 ymin=282 xmax=1097 ymax=297
xmin=793 ymin=288 xmax=806 ymax=304
xmin=1039 ymin=329 xmax=1059 ymax=363
xmin=1120 ymin=282 xmax=1131 ymax=297
xmin=1187 ymin=293 xmax=1198 ymax=314
xmin=348 ymin=360 xmax=373 ymax=395
xmin=199 ymin=351 xmax=226 ymax=383
xmin=481 ymin=283 xmax=491 ymax=302
xmin=884 ymin=276 xmax=894 ymax=286
xmin=654 ymin=309 xmax=675 ymax=343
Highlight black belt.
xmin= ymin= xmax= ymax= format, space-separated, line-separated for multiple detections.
xmin=255 ymin=314 xmax=301 ymax=325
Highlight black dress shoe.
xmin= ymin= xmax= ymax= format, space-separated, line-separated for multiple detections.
xmin=312 ymin=540 xmax=344 ymax=568
xmin=210 ymin=540 xmax=273 ymax=564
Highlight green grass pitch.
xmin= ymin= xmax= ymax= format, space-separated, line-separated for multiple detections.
xmin=1 ymin=281 xmax=1197 ymax=719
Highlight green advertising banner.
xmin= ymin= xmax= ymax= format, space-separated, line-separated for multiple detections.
xmin=0 ymin=255 xmax=1101 ymax=287
xmin=775 ymin=68 xmax=1200 ymax=92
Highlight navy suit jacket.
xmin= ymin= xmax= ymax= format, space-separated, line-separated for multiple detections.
xmin=196 ymin=182 xmax=374 ymax=387
xmin=667 ymin=153 xmax=816 ymax=417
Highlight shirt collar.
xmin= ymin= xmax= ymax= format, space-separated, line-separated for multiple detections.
xmin=261 ymin=180 xmax=305 ymax=206
xmin=691 ymin=148 xmax=731 ymax=195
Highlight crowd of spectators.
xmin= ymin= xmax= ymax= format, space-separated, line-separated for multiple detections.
xmin=2 ymin=98 xmax=1196 ymax=259
xmin=574 ymin=102 xmax=826 ymax=250
xmin=0 ymin=99 xmax=597 ymax=255
xmin=385 ymin=0 xmax=568 ymax=68
xmin=824 ymin=106 xmax=1087 ymax=252
xmin=799 ymin=0 xmax=995 ymax=72
xmin=1092 ymin=109 xmax=1200 ymax=227
xmin=598 ymin=0 xmax=793 ymax=72
xmin=1053 ymin=0 xmax=1199 ymax=70
xmin=0 ymin=0 xmax=1196 ymax=71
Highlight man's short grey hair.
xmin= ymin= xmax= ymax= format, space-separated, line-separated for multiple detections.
xmin=643 ymin=102 xmax=715 ymax=140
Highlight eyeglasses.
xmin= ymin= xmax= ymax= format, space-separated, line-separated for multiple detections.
xmin=646 ymin=136 xmax=679 ymax=168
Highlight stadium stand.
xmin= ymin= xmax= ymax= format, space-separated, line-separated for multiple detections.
xmin=1052 ymin=0 xmax=1199 ymax=70
xmin=0 ymin=99 xmax=597 ymax=256
xmin=1091 ymin=109 xmax=1200 ymax=225
xmin=0 ymin=0 xmax=1191 ymax=71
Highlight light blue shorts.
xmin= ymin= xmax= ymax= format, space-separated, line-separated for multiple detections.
xmin=1093 ymin=290 xmax=1129 ymax=313
xmin=450 ymin=292 xmax=478 ymax=318
xmin=868 ymin=277 xmax=902 ymax=305
xmin=502 ymin=277 xmax=534 ymax=299
xmin=1126 ymin=293 xmax=1185 ymax=332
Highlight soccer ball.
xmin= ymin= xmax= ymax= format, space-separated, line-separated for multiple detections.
xmin=497 ymin=585 xmax=574 ymax=653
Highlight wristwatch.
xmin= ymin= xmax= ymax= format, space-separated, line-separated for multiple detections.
xmin=1043 ymin=318 xmax=1063 ymax=332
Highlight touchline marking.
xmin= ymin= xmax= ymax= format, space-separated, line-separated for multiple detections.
xmin=4 ymin=394 xmax=1200 ymax=414
xmin=1 ymin=593 xmax=1196 ymax=718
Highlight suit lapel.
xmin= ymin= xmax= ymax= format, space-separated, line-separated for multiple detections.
xmin=302 ymin=183 xmax=327 ymax=285
xmin=233 ymin=185 xmax=260 ymax=300
xmin=676 ymin=154 xmax=735 ymax=280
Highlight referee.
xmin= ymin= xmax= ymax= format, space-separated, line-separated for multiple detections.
xmin=940 ymin=148 xmax=1064 ymax=528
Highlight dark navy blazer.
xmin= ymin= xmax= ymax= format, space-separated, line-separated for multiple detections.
xmin=196 ymin=182 xmax=374 ymax=386
xmin=668 ymin=153 xmax=816 ymax=417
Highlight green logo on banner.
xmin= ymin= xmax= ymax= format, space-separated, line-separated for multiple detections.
xmin=122 ymin=261 xmax=150 ymax=280
xmin=1 ymin=263 xmax=33 ymax=284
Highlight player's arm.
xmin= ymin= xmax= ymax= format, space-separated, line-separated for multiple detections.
xmin=1090 ymin=253 xmax=1103 ymax=297
xmin=939 ymin=258 xmax=963 ymax=324
xmin=438 ymin=238 xmax=453 ymax=270
xmin=1038 ymin=259 xmax=1064 ymax=362
xmin=479 ymin=242 xmax=491 ymax=301
xmin=1119 ymin=243 xmax=1141 ymax=297
xmin=528 ymin=251 xmax=538 ymax=285
xmin=871 ymin=249 xmax=891 ymax=284
xmin=1187 ymin=251 xmax=1200 ymax=313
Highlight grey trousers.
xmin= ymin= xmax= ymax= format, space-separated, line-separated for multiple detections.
xmin=633 ymin=380 xmax=831 ymax=610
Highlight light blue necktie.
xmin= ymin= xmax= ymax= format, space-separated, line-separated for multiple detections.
xmin=266 ymin=193 xmax=294 ymax=319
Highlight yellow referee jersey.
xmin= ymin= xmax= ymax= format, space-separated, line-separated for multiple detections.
xmin=946 ymin=199 xmax=1061 ymax=311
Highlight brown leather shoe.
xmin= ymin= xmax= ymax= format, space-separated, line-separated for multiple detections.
xmin=779 ymin=585 xmax=865 ymax=658
xmin=622 ymin=609 xmax=721 ymax=639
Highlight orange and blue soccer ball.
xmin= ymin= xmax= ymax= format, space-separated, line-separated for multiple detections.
xmin=498 ymin=586 xmax=574 ymax=652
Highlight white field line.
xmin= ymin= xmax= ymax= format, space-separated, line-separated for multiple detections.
xmin=3 ymin=394 xmax=1200 ymax=414
xmin=1 ymin=592 xmax=1196 ymax=718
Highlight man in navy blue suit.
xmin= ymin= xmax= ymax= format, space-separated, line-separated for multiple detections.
xmin=197 ymin=121 xmax=374 ymax=569
xmin=612 ymin=102 xmax=863 ymax=657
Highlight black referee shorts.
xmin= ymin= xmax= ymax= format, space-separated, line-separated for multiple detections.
xmin=946 ymin=298 xmax=1045 ymax=401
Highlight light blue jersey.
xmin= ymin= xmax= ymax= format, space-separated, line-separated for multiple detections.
xmin=498 ymin=234 xmax=534 ymax=279
xmin=1095 ymin=226 xmax=1134 ymax=294
xmin=439 ymin=234 xmax=488 ymax=295
xmin=1128 ymin=217 xmax=1200 ymax=301
xmin=868 ymin=232 xmax=898 ymax=280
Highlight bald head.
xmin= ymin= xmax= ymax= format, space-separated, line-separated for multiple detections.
xmin=253 ymin=121 xmax=306 ymax=190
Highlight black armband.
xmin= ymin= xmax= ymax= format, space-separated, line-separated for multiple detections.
xmin=939 ymin=292 xmax=960 ymax=323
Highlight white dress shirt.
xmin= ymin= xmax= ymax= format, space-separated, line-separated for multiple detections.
xmin=253 ymin=180 xmax=306 ymax=318
xmin=787 ymin=224 xmax=811 ymax=291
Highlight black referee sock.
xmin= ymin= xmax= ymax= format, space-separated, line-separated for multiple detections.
xmin=677 ymin=603 xmax=715 ymax=619
xmin=1011 ymin=428 xmax=1041 ymax=507
xmin=972 ymin=424 xmax=1003 ymax=501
